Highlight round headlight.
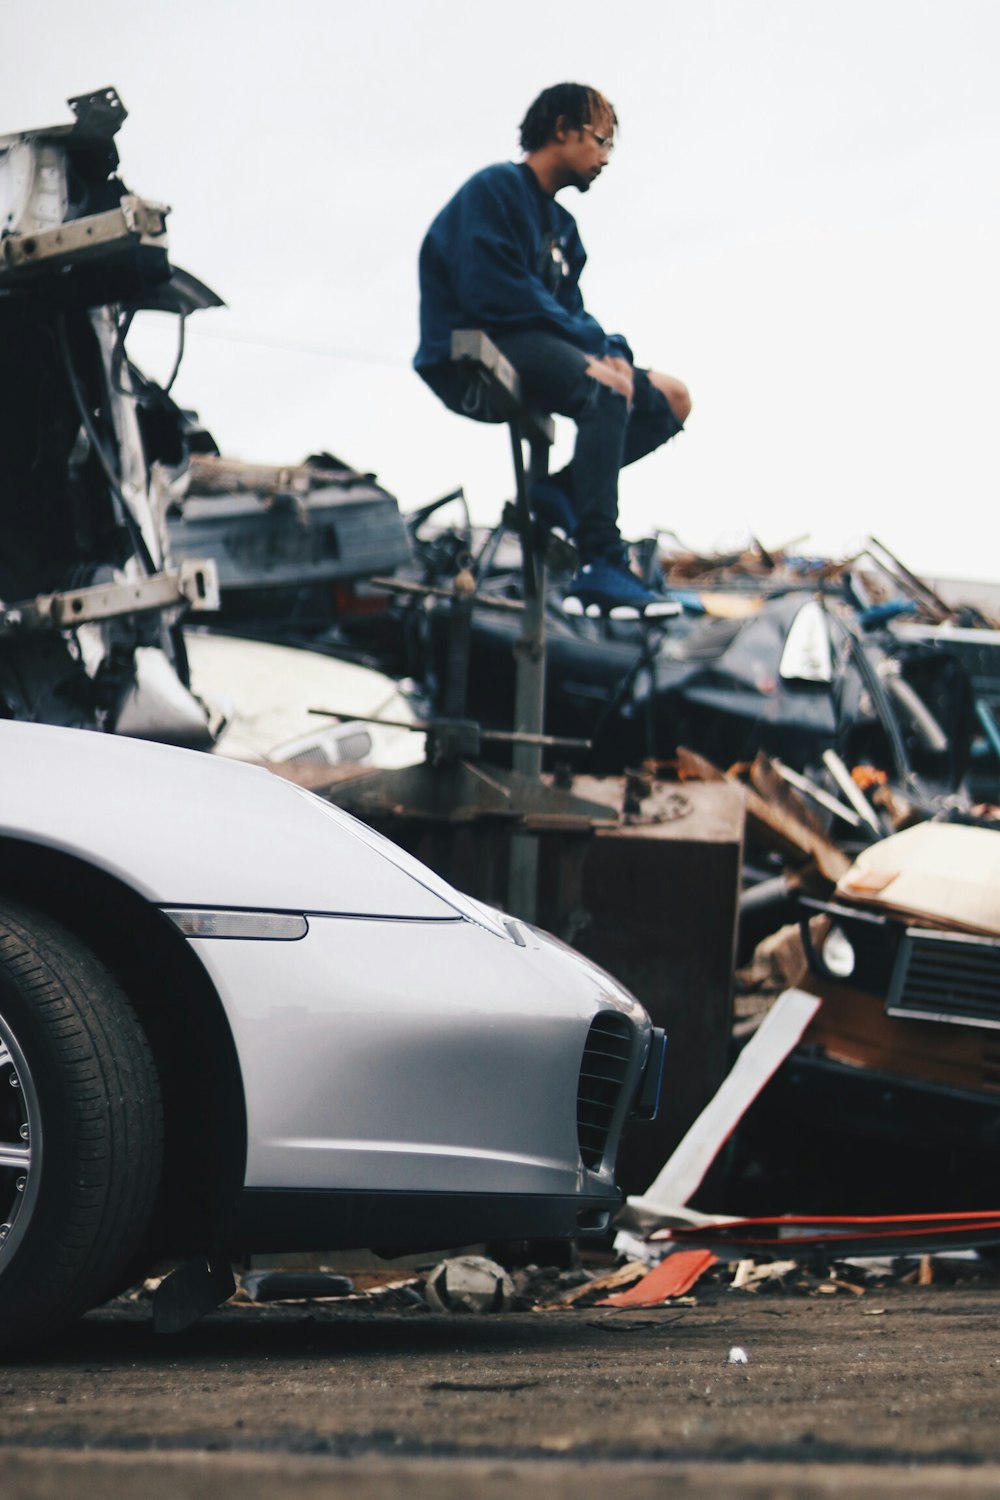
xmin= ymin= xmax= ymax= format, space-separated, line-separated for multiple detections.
xmin=822 ymin=924 xmax=856 ymax=979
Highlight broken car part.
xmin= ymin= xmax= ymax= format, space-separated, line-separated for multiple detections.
xmin=0 ymin=89 xmax=221 ymax=740
xmin=424 ymin=1255 xmax=515 ymax=1314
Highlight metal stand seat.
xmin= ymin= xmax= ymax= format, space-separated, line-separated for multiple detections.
xmin=449 ymin=331 xmax=562 ymax=781
xmin=448 ymin=330 xmax=576 ymax=915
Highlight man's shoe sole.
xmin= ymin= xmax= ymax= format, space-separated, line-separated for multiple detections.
xmin=563 ymin=594 xmax=681 ymax=620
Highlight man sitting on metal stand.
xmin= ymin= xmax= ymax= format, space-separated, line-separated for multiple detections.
xmin=414 ymin=81 xmax=690 ymax=619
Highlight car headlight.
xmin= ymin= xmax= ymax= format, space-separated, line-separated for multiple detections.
xmin=779 ymin=600 xmax=833 ymax=684
xmin=821 ymin=924 xmax=856 ymax=979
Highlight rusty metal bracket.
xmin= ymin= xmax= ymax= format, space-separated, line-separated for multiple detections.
xmin=0 ymin=195 xmax=170 ymax=278
xmin=0 ymin=559 xmax=220 ymax=637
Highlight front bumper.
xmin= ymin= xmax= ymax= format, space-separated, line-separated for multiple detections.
xmin=181 ymin=911 xmax=652 ymax=1206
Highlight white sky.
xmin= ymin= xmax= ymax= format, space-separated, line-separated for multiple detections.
xmin=4 ymin=0 xmax=999 ymax=579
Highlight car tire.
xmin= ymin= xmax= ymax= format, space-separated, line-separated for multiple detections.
xmin=0 ymin=900 xmax=163 ymax=1351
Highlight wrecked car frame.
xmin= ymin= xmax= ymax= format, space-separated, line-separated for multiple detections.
xmin=0 ymin=87 xmax=220 ymax=739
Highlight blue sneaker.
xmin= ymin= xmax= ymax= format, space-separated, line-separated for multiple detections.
xmin=563 ymin=556 xmax=680 ymax=620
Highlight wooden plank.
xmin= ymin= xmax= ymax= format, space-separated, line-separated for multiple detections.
xmin=750 ymin=752 xmax=829 ymax=838
xmin=742 ymin=783 xmax=851 ymax=886
xmin=675 ymin=744 xmax=850 ymax=886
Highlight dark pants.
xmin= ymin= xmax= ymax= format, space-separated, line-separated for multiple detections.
xmin=423 ymin=331 xmax=683 ymax=561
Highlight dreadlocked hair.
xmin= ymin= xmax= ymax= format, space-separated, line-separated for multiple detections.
xmin=518 ymin=83 xmax=617 ymax=154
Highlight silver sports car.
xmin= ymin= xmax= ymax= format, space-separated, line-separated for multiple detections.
xmin=0 ymin=721 xmax=662 ymax=1347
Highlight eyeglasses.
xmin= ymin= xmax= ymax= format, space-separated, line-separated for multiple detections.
xmin=583 ymin=124 xmax=615 ymax=154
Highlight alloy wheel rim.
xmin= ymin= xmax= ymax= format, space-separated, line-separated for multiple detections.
xmin=0 ymin=1012 xmax=42 ymax=1271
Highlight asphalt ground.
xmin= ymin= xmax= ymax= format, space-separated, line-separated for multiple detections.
xmin=4 ymin=1273 xmax=1000 ymax=1497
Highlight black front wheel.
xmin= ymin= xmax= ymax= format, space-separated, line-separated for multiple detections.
xmin=0 ymin=901 xmax=163 ymax=1352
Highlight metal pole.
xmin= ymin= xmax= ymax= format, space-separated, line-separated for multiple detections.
xmin=508 ymin=426 xmax=550 ymax=921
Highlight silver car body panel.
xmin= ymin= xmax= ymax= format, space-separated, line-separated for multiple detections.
xmin=0 ymin=721 xmax=456 ymax=920
xmin=0 ymin=719 xmax=651 ymax=1203
xmin=192 ymin=915 xmax=644 ymax=1195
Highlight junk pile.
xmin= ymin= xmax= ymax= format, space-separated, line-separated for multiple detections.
xmin=164 ymin=451 xmax=412 ymax=634
xmin=652 ymin=532 xmax=1000 ymax=808
xmin=10 ymin=91 xmax=1000 ymax=1243
xmin=0 ymin=89 xmax=419 ymax=775
xmin=304 ymin=507 xmax=1000 ymax=810
xmin=121 ymin=1241 xmax=1000 ymax=1322
xmin=163 ymin=465 xmax=1000 ymax=1218
xmin=0 ymin=88 xmax=224 ymax=741
xmin=633 ymin=731 xmax=1000 ymax=1217
xmin=731 ymin=814 xmax=1000 ymax=1217
xmin=527 ymin=1241 xmax=1000 ymax=1313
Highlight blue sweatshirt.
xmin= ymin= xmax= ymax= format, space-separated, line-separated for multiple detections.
xmin=414 ymin=161 xmax=631 ymax=377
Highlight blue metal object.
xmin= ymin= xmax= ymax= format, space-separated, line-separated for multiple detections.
xmin=857 ymin=599 xmax=919 ymax=629
xmin=633 ymin=1027 xmax=668 ymax=1121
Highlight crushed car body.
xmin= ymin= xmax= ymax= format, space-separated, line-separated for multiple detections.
xmin=182 ymin=628 xmax=426 ymax=774
xmin=0 ymin=87 xmax=223 ymax=741
xmin=275 ymin=508 xmax=995 ymax=816
xmin=727 ymin=812 xmax=1000 ymax=1215
xmin=0 ymin=88 xmax=418 ymax=775
xmin=164 ymin=452 xmax=413 ymax=633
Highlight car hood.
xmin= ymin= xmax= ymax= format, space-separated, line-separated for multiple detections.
xmin=183 ymin=630 xmax=424 ymax=769
xmin=0 ymin=720 xmax=469 ymax=921
xmin=837 ymin=821 xmax=1000 ymax=938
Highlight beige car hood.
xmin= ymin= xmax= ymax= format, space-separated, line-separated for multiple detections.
xmin=837 ymin=822 xmax=1000 ymax=936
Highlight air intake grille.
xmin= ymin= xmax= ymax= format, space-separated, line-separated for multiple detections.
xmin=281 ymin=744 xmax=329 ymax=771
xmin=577 ymin=1013 xmax=634 ymax=1169
xmin=886 ymin=929 xmax=1000 ymax=1030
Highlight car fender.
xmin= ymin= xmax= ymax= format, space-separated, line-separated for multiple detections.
xmin=0 ymin=720 xmax=459 ymax=919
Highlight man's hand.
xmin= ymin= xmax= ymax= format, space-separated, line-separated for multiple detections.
xmin=585 ymin=354 xmax=635 ymax=407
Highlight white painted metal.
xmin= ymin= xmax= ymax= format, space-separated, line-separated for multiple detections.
xmin=183 ymin=631 xmax=424 ymax=770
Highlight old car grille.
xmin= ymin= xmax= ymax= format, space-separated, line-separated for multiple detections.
xmin=577 ymin=1013 xmax=634 ymax=1169
xmin=281 ymin=744 xmax=330 ymax=771
xmin=886 ymin=928 xmax=1000 ymax=1030
xmin=279 ymin=728 xmax=373 ymax=771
